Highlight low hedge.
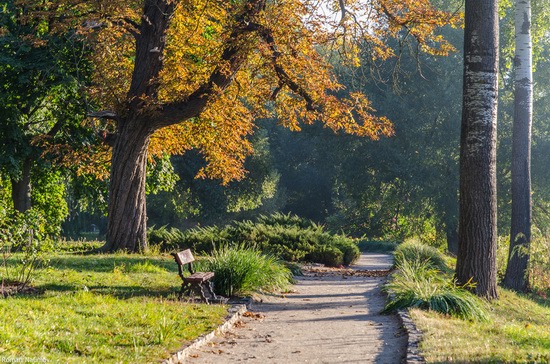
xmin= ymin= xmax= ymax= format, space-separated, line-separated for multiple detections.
xmin=148 ymin=213 xmax=360 ymax=267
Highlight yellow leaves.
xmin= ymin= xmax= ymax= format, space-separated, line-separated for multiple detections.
xmin=151 ymin=84 xmax=255 ymax=184
xmin=18 ymin=0 xmax=459 ymax=184
xmin=88 ymin=27 xmax=135 ymax=109
xmin=35 ymin=138 xmax=111 ymax=181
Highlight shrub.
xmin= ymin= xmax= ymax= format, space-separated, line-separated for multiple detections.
xmin=199 ymin=245 xmax=292 ymax=297
xmin=358 ymin=239 xmax=398 ymax=253
xmin=1 ymin=208 xmax=53 ymax=293
xmin=331 ymin=235 xmax=361 ymax=265
xmin=384 ymin=258 xmax=488 ymax=321
xmin=394 ymin=240 xmax=447 ymax=271
xmin=255 ymin=212 xmax=320 ymax=230
xmin=149 ymin=213 xmax=360 ymax=267
xmin=147 ymin=226 xmax=188 ymax=251
xmin=307 ymin=245 xmax=344 ymax=267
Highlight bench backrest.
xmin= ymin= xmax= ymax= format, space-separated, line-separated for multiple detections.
xmin=173 ymin=249 xmax=195 ymax=266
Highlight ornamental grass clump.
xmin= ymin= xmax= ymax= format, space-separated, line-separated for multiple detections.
xmin=384 ymin=258 xmax=488 ymax=321
xmin=201 ymin=244 xmax=292 ymax=297
xmin=393 ymin=239 xmax=447 ymax=271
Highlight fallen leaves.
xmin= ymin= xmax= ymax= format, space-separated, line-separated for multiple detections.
xmin=302 ymin=267 xmax=391 ymax=277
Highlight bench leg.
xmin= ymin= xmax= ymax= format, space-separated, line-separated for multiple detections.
xmin=198 ymin=283 xmax=210 ymax=304
xmin=205 ymin=280 xmax=219 ymax=301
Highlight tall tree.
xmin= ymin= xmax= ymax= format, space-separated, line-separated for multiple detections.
xmin=0 ymin=0 xmax=92 ymax=218
xmin=503 ymin=0 xmax=533 ymax=292
xmin=456 ymin=0 xmax=500 ymax=299
xmin=22 ymin=0 xmax=458 ymax=252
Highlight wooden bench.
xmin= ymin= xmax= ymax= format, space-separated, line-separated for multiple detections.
xmin=171 ymin=249 xmax=220 ymax=304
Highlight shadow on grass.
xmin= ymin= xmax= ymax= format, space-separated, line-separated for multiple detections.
xmin=47 ymin=255 xmax=176 ymax=273
xmin=37 ymin=282 xmax=179 ymax=299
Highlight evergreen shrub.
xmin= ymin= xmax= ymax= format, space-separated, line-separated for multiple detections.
xmin=148 ymin=213 xmax=360 ymax=267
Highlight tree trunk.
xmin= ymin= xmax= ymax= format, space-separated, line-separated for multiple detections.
xmin=11 ymin=158 xmax=32 ymax=213
xmin=456 ymin=0 xmax=499 ymax=299
xmin=503 ymin=0 xmax=533 ymax=292
xmin=102 ymin=119 xmax=153 ymax=252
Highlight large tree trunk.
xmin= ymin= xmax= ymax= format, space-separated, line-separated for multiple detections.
xmin=11 ymin=158 xmax=32 ymax=213
xmin=503 ymin=0 xmax=533 ymax=292
xmin=102 ymin=119 xmax=153 ymax=252
xmin=456 ymin=0 xmax=499 ymax=299
xmin=100 ymin=0 xmax=262 ymax=252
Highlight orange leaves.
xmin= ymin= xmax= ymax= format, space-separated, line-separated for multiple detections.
xmin=158 ymin=1 xmax=230 ymax=102
xmin=151 ymin=85 xmax=255 ymax=184
xmin=17 ymin=0 xmax=460 ymax=184
xmin=373 ymin=0 xmax=463 ymax=56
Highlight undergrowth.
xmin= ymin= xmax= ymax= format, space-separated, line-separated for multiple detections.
xmin=197 ymin=244 xmax=292 ymax=297
xmin=385 ymin=240 xmax=488 ymax=321
xmin=148 ymin=213 xmax=360 ymax=267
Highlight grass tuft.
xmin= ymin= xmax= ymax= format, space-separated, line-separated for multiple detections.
xmin=394 ymin=240 xmax=447 ymax=271
xmin=384 ymin=258 xmax=488 ymax=321
xmin=410 ymin=288 xmax=550 ymax=362
xmin=199 ymin=244 xmax=293 ymax=297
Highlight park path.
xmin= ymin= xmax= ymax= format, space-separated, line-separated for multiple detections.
xmin=185 ymin=254 xmax=407 ymax=363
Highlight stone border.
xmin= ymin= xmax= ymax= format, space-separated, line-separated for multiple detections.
xmin=162 ymin=302 xmax=249 ymax=364
xmin=397 ymin=309 xmax=425 ymax=364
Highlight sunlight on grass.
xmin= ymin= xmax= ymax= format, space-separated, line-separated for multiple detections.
xmin=410 ymin=288 xmax=550 ymax=363
xmin=0 ymin=250 xmax=228 ymax=363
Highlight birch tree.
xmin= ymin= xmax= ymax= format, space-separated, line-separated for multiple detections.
xmin=456 ymin=0 xmax=499 ymax=299
xmin=503 ymin=0 xmax=533 ymax=292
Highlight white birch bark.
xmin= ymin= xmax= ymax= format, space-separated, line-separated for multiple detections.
xmin=504 ymin=0 xmax=533 ymax=292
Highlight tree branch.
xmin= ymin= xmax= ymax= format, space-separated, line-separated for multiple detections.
xmin=88 ymin=110 xmax=118 ymax=120
xmin=156 ymin=1 xmax=268 ymax=128
xmin=245 ymin=22 xmax=317 ymax=111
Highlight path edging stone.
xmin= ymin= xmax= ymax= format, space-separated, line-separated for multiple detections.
xmin=397 ymin=309 xmax=425 ymax=364
xmin=162 ymin=301 xmax=250 ymax=364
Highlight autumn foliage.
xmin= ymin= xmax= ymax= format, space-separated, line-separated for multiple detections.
xmin=13 ymin=0 xmax=460 ymax=251
xmin=18 ymin=0 xmax=459 ymax=183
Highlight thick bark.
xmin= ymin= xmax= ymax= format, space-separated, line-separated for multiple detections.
xmin=10 ymin=158 xmax=32 ymax=213
xmin=102 ymin=118 xmax=153 ymax=252
xmin=103 ymin=0 xmax=268 ymax=252
xmin=102 ymin=0 xmax=174 ymax=252
xmin=456 ymin=0 xmax=499 ymax=299
xmin=503 ymin=0 xmax=533 ymax=292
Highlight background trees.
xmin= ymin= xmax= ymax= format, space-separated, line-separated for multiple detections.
xmin=0 ymin=0 xmax=94 ymax=236
xmin=16 ymin=0 xmax=456 ymax=252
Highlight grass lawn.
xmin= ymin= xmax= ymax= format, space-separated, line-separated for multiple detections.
xmin=0 ymin=244 xmax=228 ymax=363
xmin=410 ymin=288 xmax=550 ymax=363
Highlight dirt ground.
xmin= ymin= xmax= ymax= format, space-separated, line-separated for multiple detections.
xmin=185 ymin=254 xmax=407 ymax=364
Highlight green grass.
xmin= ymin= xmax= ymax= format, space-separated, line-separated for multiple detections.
xmin=0 ymin=246 xmax=228 ymax=363
xmin=198 ymin=244 xmax=293 ymax=297
xmin=384 ymin=258 xmax=488 ymax=321
xmin=394 ymin=240 xmax=448 ymax=271
xmin=410 ymin=288 xmax=550 ymax=363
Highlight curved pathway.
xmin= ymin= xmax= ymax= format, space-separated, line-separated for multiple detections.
xmin=186 ymin=254 xmax=406 ymax=363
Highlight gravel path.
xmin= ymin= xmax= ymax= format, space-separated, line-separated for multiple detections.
xmin=186 ymin=254 xmax=406 ymax=363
